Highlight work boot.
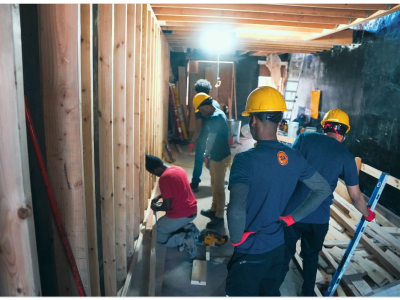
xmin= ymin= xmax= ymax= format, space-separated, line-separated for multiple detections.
xmin=206 ymin=217 xmax=224 ymax=229
xmin=200 ymin=209 xmax=216 ymax=219
xmin=190 ymin=182 xmax=199 ymax=193
xmin=183 ymin=232 xmax=197 ymax=259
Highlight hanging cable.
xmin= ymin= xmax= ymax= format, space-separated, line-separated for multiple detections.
xmin=215 ymin=53 xmax=221 ymax=88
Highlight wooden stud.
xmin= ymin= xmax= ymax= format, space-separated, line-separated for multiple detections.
xmin=191 ymin=260 xmax=207 ymax=285
xmin=0 ymin=4 xmax=41 ymax=296
xmin=38 ymin=4 xmax=91 ymax=296
xmin=133 ymin=3 xmax=143 ymax=229
xmin=113 ymin=3 xmax=127 ymax=286
xmin=80 ymin=4 xmax=101 ymax=296
xmin=98 ymin=4 xmax=117 ymax=295
xmin=125 ymin=3 xmax=136 ymax=259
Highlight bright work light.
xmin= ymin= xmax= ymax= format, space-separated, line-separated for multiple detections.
xmin=200 ymin=26 xmax=235 ymax=54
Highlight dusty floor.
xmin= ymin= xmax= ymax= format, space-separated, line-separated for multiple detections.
xmin=128 ymin=138 xmax=303 ymax=296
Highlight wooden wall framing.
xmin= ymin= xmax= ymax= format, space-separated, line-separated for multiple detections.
xmin=2 ymin=3 xmax=169 ymax=296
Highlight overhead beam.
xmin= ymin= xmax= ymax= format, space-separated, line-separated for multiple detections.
xmin=310 ymin=4 xmax=400 ymax=41
xmin=152 ymin=7 xmax=353 ymax=24
xmin=313 ymin=29 xmax=354 ymax=44
xmin=151 ymin=4 xmax=369 ymax=18
xmin=286 ymin=4 xmax=392 ymax=10
xmin=158 ymin=16 xmax=337 ymax=29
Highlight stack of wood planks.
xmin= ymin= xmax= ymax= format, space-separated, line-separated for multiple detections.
xmin=294 ymin=190 xmax=400 ymax=297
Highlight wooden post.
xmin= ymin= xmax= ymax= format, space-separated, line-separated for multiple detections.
xmin=113 ymin=4 xmax=127 ymax=287
xmin=98 ymin=4 xmax=117 ymax=296
xmin=355 ymin=157 xmax=362 ymax=175
xmin=80 ymin=4 xmax=101 ymax=296
xmin=125 ymin=3 xmax=136 ymax=260
xmin=139 ymin=4 xmax=149 ymax=220
xmin=38 ymin=4 xmax=91 ymax=296
xmin=133 ymin=3 xmax=143 ymax=233
xmin=0 ymin=4 xmax=41 ymax=296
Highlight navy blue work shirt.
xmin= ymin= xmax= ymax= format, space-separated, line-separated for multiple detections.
xmin=283 ymin=132 xmax=359 ymax=224
xmin=228 ymin=140 xmax=316 ymax=254
xmin=195 ymin=100 xmax=220 ymax=139
xmin=206 ymin=108 xmax=231 ymax=162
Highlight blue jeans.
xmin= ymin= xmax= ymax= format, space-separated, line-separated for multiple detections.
xmin=191 ymin=134 xmax=207 ymax=183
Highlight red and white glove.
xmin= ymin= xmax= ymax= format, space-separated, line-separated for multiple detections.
xmin=189 ymin=141 xmax=196 ymax=152
xmin=364 ymin=207 xmax=376 ymax=222
xmin=278 ymin=215 xmax=296 ymax=227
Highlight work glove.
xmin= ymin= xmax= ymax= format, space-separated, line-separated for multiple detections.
xmin=204 ymin=156 xmax=211 ymax=169
xmin=231 ymin=231 xmax=256 ymax=247
xmin=363 ymin=207 xmax=376 ymax=222
xmin=151 ymin=202 xmax=162 ymax=212
xmin=189 ymin=141 xmax=196 ymax=152
xmin=278 ymin=215 xmax=295 ymax=227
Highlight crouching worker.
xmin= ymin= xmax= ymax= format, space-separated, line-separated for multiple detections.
xmin=145 ymin=154 xmax=199 ymax=259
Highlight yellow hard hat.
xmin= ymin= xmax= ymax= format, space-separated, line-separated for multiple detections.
xmin=193 ymin=93 xmax=210 ymax=113
xmin=321 ymin=109 xmax=351 ymax=133
xmin=242 ymin=86 xmax=288 ymax=116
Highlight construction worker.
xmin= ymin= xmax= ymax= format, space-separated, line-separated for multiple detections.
xmin=278 ymin=109 xmax=376 ymax=296
xmin=145 ymin=154 xmax=199 ymax=259
xmin=189 ymin=79 xmax=220 ymax=193
xmin=193 ymin=92 xmax=231 ymax=229
xmin=225 ymin=86 xmax=332 ymax=296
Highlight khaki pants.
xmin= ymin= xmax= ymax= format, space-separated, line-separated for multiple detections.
xmin=209 ymin=155 xmax=231 ymax=218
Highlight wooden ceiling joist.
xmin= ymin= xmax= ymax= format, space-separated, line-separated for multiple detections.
xmin=151 ymin=4 xmax=371 ymax=18
xmin=313 ymin=29 xmax=354 ymax=44
xmin=285 ymin=4 xmax=393 ymax=11
xmin=152 ymin=7 xmax=353 ymax=25
xmin=157 ymin=16 xmax=337 ymax=29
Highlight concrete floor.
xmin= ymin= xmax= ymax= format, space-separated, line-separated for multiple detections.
xmin=159 ymin=138 xmax=304 ymax=297
xmin=128 ymin=138 xmax=304 ymax=296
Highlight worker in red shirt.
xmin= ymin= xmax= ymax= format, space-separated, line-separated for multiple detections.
xmin=145 ymin=154 xmax=199 ymax=259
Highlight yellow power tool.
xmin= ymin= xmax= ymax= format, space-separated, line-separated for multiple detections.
xmin=196 ymin=229 xmax=228 ymax=247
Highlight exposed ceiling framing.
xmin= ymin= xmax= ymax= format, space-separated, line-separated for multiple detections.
xmin=150 ymin=3 xmax=400 ymax=56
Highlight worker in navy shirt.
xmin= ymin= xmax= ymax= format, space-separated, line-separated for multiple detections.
xmin=193 ymin=92 xmax=231 ymax=229
xmin=279 ymin=109 xmax=376 ymax=296
xmin=225 ymin=86 xmax=332 ymax=296
xmin=188 ymin=79 xmax=220 ymax=193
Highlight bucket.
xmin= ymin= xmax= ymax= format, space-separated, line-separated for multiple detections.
xmin=228 ymin=119 xmax=242 ymax=143
xmin=288 ymin=122 xmax=299 ymax=138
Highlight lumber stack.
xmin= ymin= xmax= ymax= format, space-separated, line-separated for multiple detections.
xmin=295 ymin=192 xmax=400 ymax=296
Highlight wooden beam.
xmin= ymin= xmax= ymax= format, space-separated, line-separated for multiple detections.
xmin=286 ymin=4 xmax=391 ymax=10
xmin=38 ymin=4 xmax=91 ymax=296
xmin=310 ymin=4 xmax=400 ymax=41
xmin=313 ymin=29 xmax=353 ymax=44
xmin=152 ymin=7 xmax=353 ymax=24
xmin=98 ymin=4 xmax=117 ymax=296
xmin=113 ymin=4 xmax=127 ymax=287
xmin=133 ymin=3 xmax=143 ymax=234
xmin=158 ymin=16 xmax=337 ymax=29
xmin=0 ymin=4 xmax=41 ymax=296
xmin=125 ymin=3 xmax=136 ymax=260
xmin=80 ymin=4 xmax=101 ymax=296
xmin=361 ymin=163 xmax=400 ymax=190
xmin=151 ymin=4 xmax=369 ymax=18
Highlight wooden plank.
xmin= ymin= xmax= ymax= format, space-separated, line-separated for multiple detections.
xmin=151 ymin=4 xmax=369 ymax=18
xmin=367 ymin=222 xmax=400 ymax=253
xmin=287 ymin=4 xmax=391 ymax=10
xmin=351 ymin=253 xmax=389 ymax=287
xmin=313 ymin=29 xmax=354 ymax=44
xmin=366 ymin=279 xmax=400 ymax=296
xmin=80 ymin=4 xmax=101 ymax=296
xmin=330 ymin=205 xmax=400 ymax=278
xmin=361 ymin=163 xmax=400 ymax=190
xmin=148 ymin=212 xmax=157 ymax=296
xmin=329 ymin=218 xmax=345 ymax=233
xmin=381 ymin=227 xmax=400 ymax=235
xmin=191 ymin=260 xmax=207 ymax=285
xmin=125 ymin=3 xmax=136 ymax=259
xmin=277 ymin=134 xmax=295 ymax=144
xmin=375 ymin=203 xmax=400 ymax=228
xmin=152 ymin=7 xmax=353 ymax=25
xmin=328 ymin=247 xmax=368 ymax=277
xmin=0 ymin=4 xmax=41 ymax=296
xmin=38 ymin=4 xmax=91 ymax=296
xmin=113 ymin=3 xmax=128 ymax=287
xmin=98 ymin=4 xmax=117 ymax=296
xmin=178 ymin=66 xmax=188 ymax=125
xmin=133 ymin=3 xmax=143 ymax=232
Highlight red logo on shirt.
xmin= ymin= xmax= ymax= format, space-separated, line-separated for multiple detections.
xmin=277 ymin=151 xmax=289 ymax=166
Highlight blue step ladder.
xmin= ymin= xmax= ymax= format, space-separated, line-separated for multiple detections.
xmin=324 ymin=172 xmax=389 ymax=296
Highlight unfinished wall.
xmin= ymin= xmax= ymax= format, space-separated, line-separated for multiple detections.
xmin=292 ymin=12 xmax=400 ymax=215
xmin=8 ymin=3 xmax=170 ymax=297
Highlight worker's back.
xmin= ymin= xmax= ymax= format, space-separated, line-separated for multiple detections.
xmin=283 ymin=132 xmax=359 ymax=224
xmin=229 ymin=140 xmax=315 ymax=254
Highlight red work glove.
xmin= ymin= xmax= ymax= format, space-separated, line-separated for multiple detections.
xmin=189 ymin=141 xmax=196 ymax=152
xmin=278 ymin=215 xmax=295 ymax=227
xmin=204 ymin=156 xmax=210 ymax=169
xmin=363 ymin=207 xmax=376 ymax=222
xmin=231 ymin=231 xmax=256 ymax=247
